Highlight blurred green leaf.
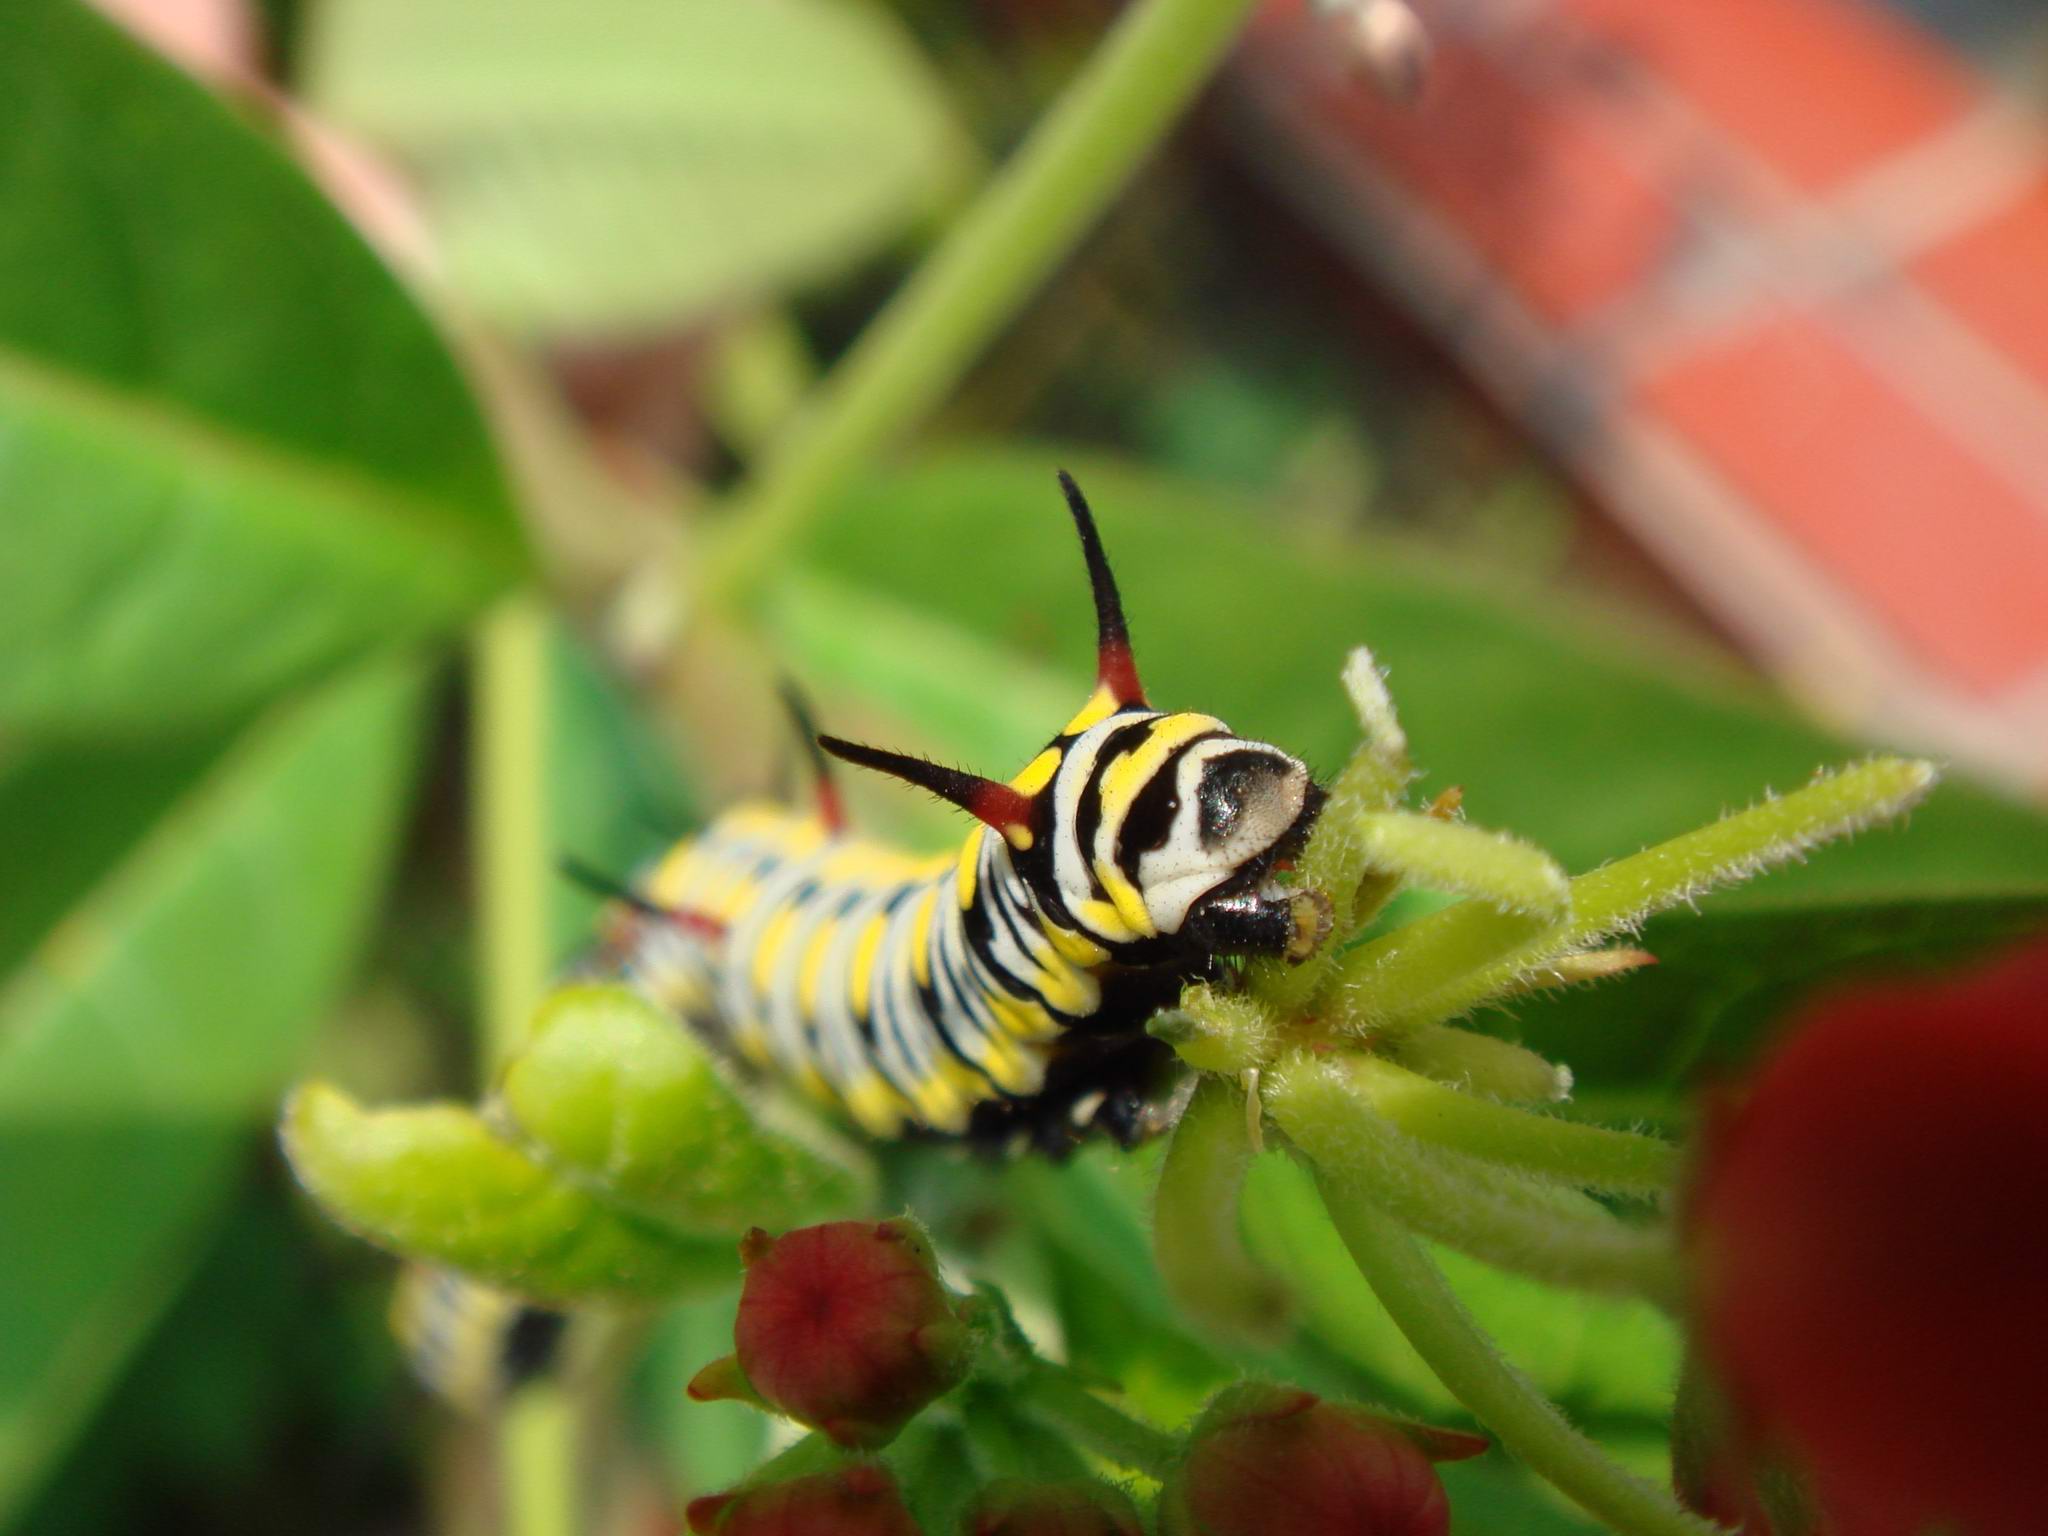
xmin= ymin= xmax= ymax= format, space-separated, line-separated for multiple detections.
xmin=0 ymin=660 xmax=426 ymax=1527
xmin=541 ymin=621 xmax=699 ymax=959
xmin=20 ymin=1178 xmax=408 ymax=1536
xmin=498 ymin=983 xmax=872 ymax=1232
xmin=307 ymin=0 xmax=962 ymax=335
xmin=0 ymin=0 xmax=522 ymax=740
xmin=1511 ymin=893 xmax=2048 ymax=1090
xmin=637 ymin=1293 xmax=768 ymax=1499
xmin=796 ymin=447 xmax=2048 ymax=1070
xmin=0 ymin=734 xmax=227 ymax=978
xmin=281 ymin=1081 xmax=738 ymax=1303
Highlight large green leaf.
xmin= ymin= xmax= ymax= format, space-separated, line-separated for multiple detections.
xmin=0 ymin=0 xmax=522 ymax=739
xmin=792 ymin=448 xmax=2048 ymax=1070
xmin=307 ymin=0 xmax=961 ymax=336
xmin=0 ymin=660 xmax=426 ymax=1527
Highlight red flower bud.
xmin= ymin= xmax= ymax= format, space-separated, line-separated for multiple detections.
xmin=723 ymin=1219 xmax=970 ymax=1449
xmin=1685 ymin=937 xmax=2048 ymax=1536
xmin=964 ymin=1477 xmax=1144 ymax=1536
xmin=684 ymin=1464 xmax=921 ymax=1536
xmin=1160 ymin=1382 xmax=1486 ymax=1536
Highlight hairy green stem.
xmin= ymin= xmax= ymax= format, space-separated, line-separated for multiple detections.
xmin=1324 ymin=757 xmax=1938 ymax=1035
xmin=1313 ymin=1175 xmax=1724 ymax=1536
xmin=1338 ymin=1056 xmax=1677 ymax=1193
xmin=1266 ymin=1056 xmax=1682 ymax=1305
xmin=701 ymin=0 xmax=1265 ymax=609
xmin=1017 ymin=1368 xmax=1179 ymax=1482
xmin=1389 ymin=1024 xmax=1571 ymax=1105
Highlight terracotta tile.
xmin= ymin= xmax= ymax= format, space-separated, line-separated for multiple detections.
xmin=1913 ymin=179 xmax=2048 ymax=399
xmin=1304 ymin=35 xmax=1676 ymax=326
xmin=1635 ymin=314 xmax=2048 ymax=695
xmin=1557 ymin=0 xmax=1977 ymax=192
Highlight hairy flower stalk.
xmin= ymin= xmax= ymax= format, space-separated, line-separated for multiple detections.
xmin=1145 ymin=646 xmax=1940 ymax=1535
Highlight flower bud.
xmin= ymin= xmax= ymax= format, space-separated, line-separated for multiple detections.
xmin=1685 ymin=937 xmax=2048 ymax=1536
xmin=716 ymin=1218 xmax=970 ymax=1449
xmin=1160 ymin=1382 xmax=1486 ymax=1536
xmin=964 ymin=1477 xmax=1144 ymax=1536
xmin=685 ymin=1464 xmax=921 ymax=1536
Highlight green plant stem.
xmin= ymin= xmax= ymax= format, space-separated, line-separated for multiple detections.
xmin=1153 ymin=1077 xmax=1291 ymax=1342
xmin=502 ymin=1384 xmax=578 ymax=1536
xmin=472 ymin=596 xmax=552 ymax=1066
xmin=471 ymin=596 xmax=576 ymax=1536
xmin=1339 ymin=1056 xmax=1678 ymax=1193
xmin=701 ymin=0 xmax=1265 ymax=609
xmin=1313 ymin=1173 xmax=1724 ymax=1536
xmin=1324 ymin=757 xmax=1938 ymax=1035
xmin=1265 ymin=1056 xmax=1681 ymax=1304
xmin=1017 ymin=1368 xmax=1179 ymax=1482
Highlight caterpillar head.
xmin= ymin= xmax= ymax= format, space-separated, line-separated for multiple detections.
xmin=1110 ymin=730 xmax=1325 ymax=943
xmin=818 ymin=473 xmax=1326 ymax=960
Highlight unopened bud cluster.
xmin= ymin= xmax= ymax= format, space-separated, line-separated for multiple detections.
xmin=684 ymin=1222 xmax=1487 ymax=1534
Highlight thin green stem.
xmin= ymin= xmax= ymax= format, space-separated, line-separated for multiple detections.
xmin=1314 ymin=1174 xmax=1725 ymax=1536
xmin=501 ymin=1385 xmax=578 ymax=1536
xmin=700 ymin=0 xmax=1265 ymax=609
xmin=1017 ymin=1368 xmax=1179 ymax=1482
xmin=1265 ymin=1056 xmax=1682 ymax=1305
xmin=471 ymin=597 xmax=576 ymax=1536
xmin=472 ymin=596 xmax=552 ymax=1067
xmin=1339 ymin=1056 xmax=1678 ymax=1194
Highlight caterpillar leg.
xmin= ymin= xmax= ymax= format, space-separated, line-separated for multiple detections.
xmin=962 ymin=1028 xmax=1185 ymax=1158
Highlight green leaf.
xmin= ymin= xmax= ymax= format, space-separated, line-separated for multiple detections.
xmin=0 ymin=660 xmax=426 ymax=1526
xmin=0 ymin=734 xmax=227 ymax=979
xmin=0 ymin=0 xmax=523 ymax=738
xmin=541 ymin=622 xmax=699 ymax=960
xmin=1512 ymin=891 xmax=2048 ymax=1091
xmin=307 ymin=0 xmax=962 ymax=335
xmin=280 ymin=1081 xmax=738 ymax=1304
xmin=497 ymin=984 xmax=872 ymax=1232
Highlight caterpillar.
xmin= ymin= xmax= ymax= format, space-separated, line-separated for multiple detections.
xmin=612 ymin=472 xmax=1327 ymax=1154
xmin=395 ymin=475 xmax=1329 ymax=1410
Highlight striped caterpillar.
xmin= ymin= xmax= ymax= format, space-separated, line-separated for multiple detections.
xmin=615 ymin=473 xmax=1328 ymax=1154
xmin=396 ymin=476 xmax=1330 ymax=1404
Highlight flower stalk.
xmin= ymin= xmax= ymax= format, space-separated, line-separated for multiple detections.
xmin=1314 ymin=1174 xmax=1723 ymax=1536
xmin=702 ymin=0 xmax=1268 ymax=611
